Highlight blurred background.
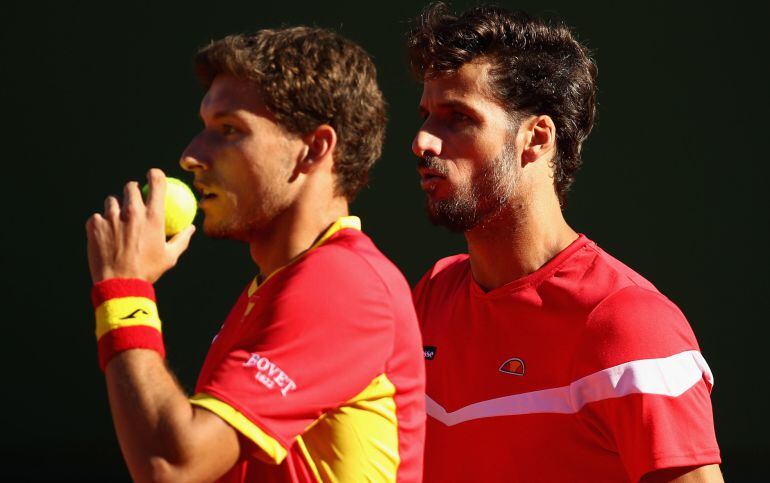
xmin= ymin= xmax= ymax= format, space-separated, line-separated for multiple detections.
xmin=2 ymin=0 xmax=766 ymax=480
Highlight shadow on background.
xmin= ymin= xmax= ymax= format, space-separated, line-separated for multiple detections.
xmin=1 ymin=0 xmax=766 ymax=480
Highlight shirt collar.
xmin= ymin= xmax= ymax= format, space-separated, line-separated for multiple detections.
xmin=247 ymin=216 xmax=361 ymax=296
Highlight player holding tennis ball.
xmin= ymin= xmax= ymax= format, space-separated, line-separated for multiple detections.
xmin=141 ymin=177 xmax=197 ymax=237
xmin=85 ymin=26 xmax=424 ymax=483
xmin=86 ymin=170 xmax=195 ymax=285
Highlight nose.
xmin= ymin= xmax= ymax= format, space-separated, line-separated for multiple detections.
xmin=412 ymin=127 xmax=442 ymax=159
xmin=179 ymin=137 xmax=208 ymax=173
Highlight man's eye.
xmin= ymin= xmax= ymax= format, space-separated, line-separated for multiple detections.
xmin=221 ymin=124 xmax=236 ymax=135
xmin=451 ymin=112 xmax=471 ymax=123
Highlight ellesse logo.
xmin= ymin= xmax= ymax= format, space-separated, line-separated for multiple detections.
xmin=424 ymin=346 xmax=437 ymax=360
xmin=499 ymin=357 xmax=525 ymax=376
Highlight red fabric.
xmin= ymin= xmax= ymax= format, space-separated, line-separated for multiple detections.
xmin=415 ymin=235 xmax=720 ymax=482
xmin=196 ymin=229 xmax=425 ymax=482
xmin=91 ymin=278 xmax=156 ymax=307
xmin=97 ymin=325 xmax=165 ymax=371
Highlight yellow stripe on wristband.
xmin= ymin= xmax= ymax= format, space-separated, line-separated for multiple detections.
xmin=95 ymin=296 xmax=162 ymax=340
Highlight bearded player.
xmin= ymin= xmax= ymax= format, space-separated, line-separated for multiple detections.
xmin=86 ymin=27 xmax=425 ymax=482
xmin=408 ymin=4 xmax=721 ymax=482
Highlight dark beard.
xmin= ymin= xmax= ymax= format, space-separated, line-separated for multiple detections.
xmin=424 ymin=144 xmax=516 ymax=233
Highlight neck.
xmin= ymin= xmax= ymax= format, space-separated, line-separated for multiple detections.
xmin=249 ymin=195 xmax=349 ymax=278
xmin=466 ymin=189 xmax=577 ymax=291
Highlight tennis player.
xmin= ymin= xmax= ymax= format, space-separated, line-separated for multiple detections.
xmin=408 ymin=4 xmax=721 ymax=482
xmin=86 ymin=26 xmax=425 ymax=482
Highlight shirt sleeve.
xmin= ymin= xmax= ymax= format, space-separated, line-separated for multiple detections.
xmin=572 ymin=286 xmax=721 ymax=482
xmin=192 ymin=247 xmax=395 ymax=464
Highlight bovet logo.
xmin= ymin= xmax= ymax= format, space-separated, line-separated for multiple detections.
xmin=243 ymin=353 xmax=297 ymax=397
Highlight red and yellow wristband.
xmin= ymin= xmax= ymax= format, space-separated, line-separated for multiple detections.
xmin=91 ymin=278 xmax=165 ymax=371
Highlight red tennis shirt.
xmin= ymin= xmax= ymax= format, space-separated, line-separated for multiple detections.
xmin=414 ymin=234 xmax=720 ymax=482
xmin=191 ymin=217 xmax=425 ymax=482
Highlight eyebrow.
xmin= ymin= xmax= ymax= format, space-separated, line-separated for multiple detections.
xmin=419 ymin=99 xmax=483 ymax=118
xmin=198 ymin=110 xmax=243 ymax=123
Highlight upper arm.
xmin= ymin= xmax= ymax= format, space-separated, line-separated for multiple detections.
xmin=573 ymin=286 xmax=721 ymax=481
xmin=641 ymin=464 xmax=723 ymax=483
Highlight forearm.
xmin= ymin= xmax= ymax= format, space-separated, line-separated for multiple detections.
xmin=88 ymin=173 xmax=240 ymax=481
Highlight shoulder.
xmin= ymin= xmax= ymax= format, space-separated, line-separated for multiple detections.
xmin=291 ymin=230 xmax=390 ymax=288
xmin=256 ymin=230 xmax=404 ymax=337
xmin=414 ymin=254 xmax=470 ymax=289
xmin=573 ymin=285 xmax=701 ymax=378
xmin=579 ymin=239 xmax=697 ymax=356
xmin=425 ymin=254 xmax=470 ymax=280
xmin=582 ymin=240 xmax=659 ymax=292
xmin=277 ymin=229 xmax=412 ymax=313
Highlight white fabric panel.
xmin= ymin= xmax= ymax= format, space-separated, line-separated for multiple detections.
xmin=427 ymin=350 xmax=713 ymax=426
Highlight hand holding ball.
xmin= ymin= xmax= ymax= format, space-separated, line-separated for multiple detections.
xmin=141 ymin=177 xmax=197 ymax=236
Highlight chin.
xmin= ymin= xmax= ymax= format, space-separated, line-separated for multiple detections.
xmin=424 ymin=199 xmax=471 ymax=233
xmin=202 ymin=217 xmax=236 ymax=240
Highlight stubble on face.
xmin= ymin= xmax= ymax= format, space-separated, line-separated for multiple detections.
xmin=203 ymin=151 xmax=295 ymax=242
xmin=422 ymin=141 xmax=518 ymax=233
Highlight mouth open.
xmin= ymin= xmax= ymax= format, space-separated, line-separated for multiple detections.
xmin=195 ymin=183 xmax=219 ymax=205
xmin=418 ymin=170 xmax=446 ymax=192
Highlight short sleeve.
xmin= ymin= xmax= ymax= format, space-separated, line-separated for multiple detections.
xmin=572 ymin=286 xmax=721 ymax=482
xmin=192 ymin=247 xmax=395 ymax=464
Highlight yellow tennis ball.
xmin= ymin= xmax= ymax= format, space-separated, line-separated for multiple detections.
xmin=141 ymin=177 xmax=197 ymax=236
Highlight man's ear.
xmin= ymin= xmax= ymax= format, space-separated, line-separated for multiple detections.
xmin=520 ymin=115 xmax=556 ymax=166
xmin=298 ymin=124 xmax=337 ymax=174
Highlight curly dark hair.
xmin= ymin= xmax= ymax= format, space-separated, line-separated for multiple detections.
xmin=194 ymin=27 xmax=387 ymax=202
xmin=407 ymin=3 xmax=597 ymax=206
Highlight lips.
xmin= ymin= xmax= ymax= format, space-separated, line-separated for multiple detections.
xmin=194 ymin=182 xmax=218 ymax=205
xmin=417 ymin=165 xmax=448 ymax=192
xmin=419 ymin=173 xmax=446 ymax=193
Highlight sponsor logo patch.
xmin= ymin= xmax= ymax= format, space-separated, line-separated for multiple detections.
xmin=499 ymin=357 xmax=525 ymax=376
xmin=424 ymin=345 xmax=437 ymax=360
xmin=243 ymin=353 xmax=297 ymax=396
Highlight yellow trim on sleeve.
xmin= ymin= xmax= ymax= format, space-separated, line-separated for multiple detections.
xmin=295 ymin=435 xmax=323 ymax=483
xmin=248 ymin=216 xmax=362 ymax=297
xmin=298 ymin=373 xmax=400 ymax=482
xmin=189 ymin=393 xmax=288 ymax=464
xmin=94 ymin=296 xmax=161 ymax=339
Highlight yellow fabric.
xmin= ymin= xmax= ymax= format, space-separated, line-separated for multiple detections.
xmin=94 ymin=296 xmax=161 ymax=340
xmin=248 ymin=216 xmax=362 ymax=297
xmin=297 ymin=374 xmax=400 ymax=483
xmin=189 ymin=393 xmax=288 ymax=464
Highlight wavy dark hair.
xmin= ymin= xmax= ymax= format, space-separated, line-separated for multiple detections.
xmin=408 ymin=3 xmax=597 ymax=206
xmin=195 ymin=27 xmax=387 ymax=202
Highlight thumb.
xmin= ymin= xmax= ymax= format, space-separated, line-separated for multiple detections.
xmin=167 ymin=224 xmax=196 ymax=260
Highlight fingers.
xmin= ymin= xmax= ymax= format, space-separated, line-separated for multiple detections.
xmin=86 ymin=213 xmax=113 ymax=283
xmin=167 ymin=224 xmax=196 ymax=261
xmin=122 ymin=181 xmax=144 ymax=220
xmin=145 ymin=168 xmax=167 ymax=220
xmin=104 ymin=196 xmax=120 ymax=221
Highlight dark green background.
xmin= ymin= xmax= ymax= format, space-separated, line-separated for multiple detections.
xmin=2 ymin=1 xmax=766 ymax=480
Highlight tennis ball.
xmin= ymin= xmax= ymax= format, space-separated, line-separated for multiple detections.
xmin=141 ymin=177 xmax=197 ymax=236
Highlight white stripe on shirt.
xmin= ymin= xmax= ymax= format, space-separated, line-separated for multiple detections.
xmin=426 ymin=350 xmax=713 ymax=426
